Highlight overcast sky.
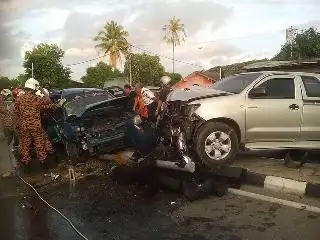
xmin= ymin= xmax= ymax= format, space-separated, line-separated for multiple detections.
xmin=0 ymin=0 xmax=319 ymax=80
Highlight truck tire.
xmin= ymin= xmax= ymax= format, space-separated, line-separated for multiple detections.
xmin=195 ymin=121 xmax=239 ymax=168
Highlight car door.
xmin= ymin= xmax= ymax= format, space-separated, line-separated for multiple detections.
xmin=299 ymin=75 xmax=320 ymax=140
xmin=245 ymin=75 xmax=302 ymax=142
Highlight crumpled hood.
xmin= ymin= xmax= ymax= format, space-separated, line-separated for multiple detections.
xmin=167 ymin=86 xmax=231 ymax=102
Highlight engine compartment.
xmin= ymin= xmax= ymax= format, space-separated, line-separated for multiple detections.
xmin=82 ymin=111 xmax=133 ymax=138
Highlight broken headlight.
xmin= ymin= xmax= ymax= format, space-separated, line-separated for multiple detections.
xmin=185 ymin=104 xmax=200 ymax=121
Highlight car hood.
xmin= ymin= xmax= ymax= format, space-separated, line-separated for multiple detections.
xmin=64 ymin=94 xmax=126 ymax=118
xmin=167 ymin=86 xmax=232 ymax=103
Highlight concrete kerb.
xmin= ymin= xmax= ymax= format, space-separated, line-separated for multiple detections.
xmin=244 ymin=170 xmax=320 ymax=198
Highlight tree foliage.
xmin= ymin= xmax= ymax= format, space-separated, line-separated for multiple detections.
xmin=124 ymin=53 xmax=165 ymax=86
xmin=163 ymin=17 xmax=186 ymax=46
xmin=94 ymin=20 xmax=130 ymax=68
xmin=273 ymin=27 xmax=320 ymax=60
xmin=0 ymin=76 xmax=11 ymax=90
xmin=23 ymin=43 xmax=72 ymax=88
xmin=165 ymin=72 xmax=183 ymax=85
xmin=163 ymin=17 xmax=186 ymax=73
xmin=81 ymin=61 xmax=123 ymax=88
xmin=10 ymin=74 xmax=28 ymax=88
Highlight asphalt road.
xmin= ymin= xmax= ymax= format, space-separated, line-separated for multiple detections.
xmin=1 ymin=175 xmax=319 ymax=240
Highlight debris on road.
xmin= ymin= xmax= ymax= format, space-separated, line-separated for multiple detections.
xmin=109 ymin=162 xmax=245 ymax=202
xmin=44 ymin=172 xmax=60 ymax=181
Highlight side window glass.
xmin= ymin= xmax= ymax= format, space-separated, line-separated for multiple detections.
xmin=301 ymin=76 xmax=320 ymax=98
xmin=257 ymin=78 xmax=295 ymax=99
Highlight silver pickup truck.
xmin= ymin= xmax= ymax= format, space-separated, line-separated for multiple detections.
xmin=164 ymin=71 xmax=320 ymax=167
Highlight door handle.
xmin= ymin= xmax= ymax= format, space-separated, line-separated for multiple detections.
xmin=289 ymin=104 xmax=299 ymax=110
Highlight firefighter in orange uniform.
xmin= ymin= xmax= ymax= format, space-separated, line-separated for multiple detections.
xmin=14 ymin=78 xmax=60 ymax=164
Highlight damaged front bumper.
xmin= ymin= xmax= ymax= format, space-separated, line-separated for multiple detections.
xmin=157 ymin=129 xmax=195 ymax=173
xmin=162 ymin=100 xmax=204 ymax=146
xmin=156 ymin=100 xmax=207 ymax=173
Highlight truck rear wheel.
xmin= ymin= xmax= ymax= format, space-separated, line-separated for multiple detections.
xmin=195 ymin=121 xmax=239 ymax=168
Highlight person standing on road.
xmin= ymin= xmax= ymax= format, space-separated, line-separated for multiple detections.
xmin=124 ymin=84 xmax=136 ymax=111
xmin=10 ymin=88 xmax=24 ymax=146
xmin=133 ymin=83 xmax=148 ymax=120
xmin=2 ymin=90 xmax=15 ymax=145
xmin=14 ymin=78 xmax=61 ymax=166
xmin=140 ymin=85 xmax=157 ymax=123
xmin=0 ymin=89 xmax=12 ymax=141
xmin=155 ymin=76 xmax=172 ymax=117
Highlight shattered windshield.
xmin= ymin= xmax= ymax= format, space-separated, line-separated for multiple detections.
xmin=64 ymin=92 xmax=113 ymax=117
xmin=211 ymin=72 xmax=263 ymax=94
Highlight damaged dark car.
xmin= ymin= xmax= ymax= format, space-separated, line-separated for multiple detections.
xmin=13 ymin=89 xmax=134 ymax=163
xmin=60 ymin=91 xmax=134 ymax=161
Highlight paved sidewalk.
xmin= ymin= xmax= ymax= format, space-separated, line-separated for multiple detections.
xmin=233 ymin=155 xmax=320 ymax=184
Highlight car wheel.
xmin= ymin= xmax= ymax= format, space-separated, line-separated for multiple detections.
xmin=195 ymin=121 xmax=239 ymax=168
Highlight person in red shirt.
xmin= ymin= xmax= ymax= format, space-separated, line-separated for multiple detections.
xmin=133 ymin=83 xmax=149 ymax=120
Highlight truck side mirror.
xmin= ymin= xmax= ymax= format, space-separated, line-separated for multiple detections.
xmin=249 ymin=87 xmax=267 ymax=98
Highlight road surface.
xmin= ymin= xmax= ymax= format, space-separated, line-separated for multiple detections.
xmin=1 ymin=174 xmax=319 ymax=240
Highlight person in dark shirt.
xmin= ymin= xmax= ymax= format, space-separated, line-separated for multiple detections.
xmin=155 ymin=76 xmax=172 ymax=117
xmin=124 ymin=84 xmax=136 ymax=111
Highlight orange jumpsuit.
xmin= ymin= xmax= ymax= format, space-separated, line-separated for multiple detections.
xmin=14 ymin=90 xmax=58 ymax=163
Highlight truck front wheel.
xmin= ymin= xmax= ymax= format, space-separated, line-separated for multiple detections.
xmin=195 ymin=121 xmax=239 ymax=168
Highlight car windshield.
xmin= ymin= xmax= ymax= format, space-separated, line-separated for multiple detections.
xmin=211 ymin=72 xmax=263 ymax=94
xmin=64 ymin=92 xmax=113 ymax=117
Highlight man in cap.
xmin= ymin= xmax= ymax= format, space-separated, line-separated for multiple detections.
xmin=14 ymin=78 xmax=62 ymax=165
xmin=0 ymin=89 xmax=11 ymax=140
xmin=155 ymin=75 xmax=172 ymax=117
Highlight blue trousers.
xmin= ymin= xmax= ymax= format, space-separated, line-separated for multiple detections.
xmin=124 ymin=120 xmax=158 ymax=155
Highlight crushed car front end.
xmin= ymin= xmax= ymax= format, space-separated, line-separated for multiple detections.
xmin=61 ymin=92 xmax=134 ymax=160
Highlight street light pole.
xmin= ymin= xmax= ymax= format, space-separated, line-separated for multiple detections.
xmin=129 ymin=53 xmax=132 ymax=86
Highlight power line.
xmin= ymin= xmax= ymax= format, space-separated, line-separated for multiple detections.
xmin=132 ymin=29 xmax=285 ymax=46
xmin=65 ymin=44 xmax=203 ymax=69
xmin=62 ymin=26 xmax=305 ymax=69
xmin=130 ymin=44 xmax=203 ymax=68
xmin=65 ymin=54 xmax=106 ymax=67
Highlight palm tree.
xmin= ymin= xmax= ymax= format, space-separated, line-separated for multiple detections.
xmin=162 ymin=17 xmax=186 ymax=73
xmin=94 ymin=20 xmax=130 ymax=69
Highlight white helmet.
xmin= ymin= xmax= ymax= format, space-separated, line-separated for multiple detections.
xmin=160 ymin=75 xmax=171 ymax=85
xmin=1 ymin=89 xmax=11 ymax=96
xmin=25 ymin=78 xmax=40 ymax=90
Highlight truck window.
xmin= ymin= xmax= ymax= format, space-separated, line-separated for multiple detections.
xmin=211 ymin=72 xmax=262 ymax=94
xmin=257 ymin=78 xmax=295 ymax=99
xmin=301 ymin=76 xmax=320 ymax=98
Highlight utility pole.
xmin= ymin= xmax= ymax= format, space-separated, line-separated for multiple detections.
xmin=31 ymin=62 xmax=34 ymax=78
xmin=219 ymin=67 xmax=222 ymax=80
xmin=129 ymin=53 xmax=132 ymax=86
xmin=286 ymin=26 xmax=298 ymax=60
xmin=172 ymin=42 xmax=175 ymax=74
